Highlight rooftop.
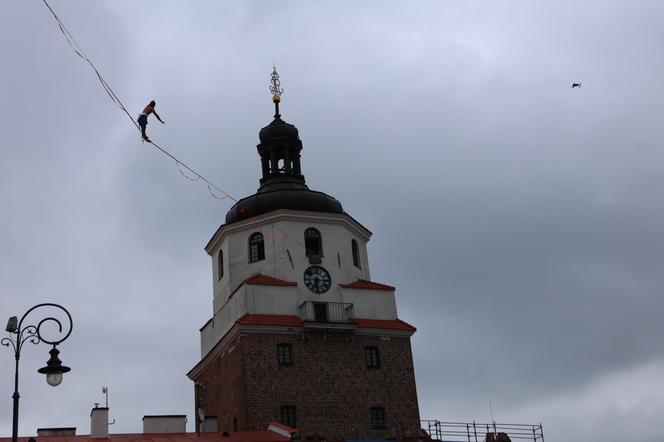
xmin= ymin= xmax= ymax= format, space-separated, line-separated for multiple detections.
xmin=1 ymin=429 xmax=292 ymax=442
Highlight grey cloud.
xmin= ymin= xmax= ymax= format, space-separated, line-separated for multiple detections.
xmin=1 ymin=1 xmax=663 ymax=440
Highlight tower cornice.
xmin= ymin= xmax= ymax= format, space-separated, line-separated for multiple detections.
xmin=205 ymin=209 xmax=372 ymax=254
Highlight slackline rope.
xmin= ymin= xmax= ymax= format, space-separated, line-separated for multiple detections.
xmin=39 ymin=0 xmax=318 ymax=253
xmin=40 ymin=0 xmax=237 ymax=203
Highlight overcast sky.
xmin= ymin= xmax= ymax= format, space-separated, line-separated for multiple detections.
xmin=1 ymin=1 xmax=663 ymax=441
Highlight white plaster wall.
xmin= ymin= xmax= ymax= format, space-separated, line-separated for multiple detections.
xmin=200 ymin=210 xmax=401 ymax=356
xmin=200 ymin=284 xmax=250 ymax=355
xmin=339 ymin=288 xmax=398 ymax=319
xmin=201 ymin=284 xmax=302 ymax=355
xmin=200 ymin=285 xmax=400 ymax=356
xmin=199 ymin=320 xmax=216 ymax=357
xmin=208 ymin=211 xmax=374 ymax=313
xmin=244 ymin=285 xmax=300 ymax=315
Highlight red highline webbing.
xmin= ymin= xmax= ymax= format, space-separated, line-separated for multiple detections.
xmin=40 ymin=0 xmax=236 ymax=203
xmin=40 ymin=0 xmax=319 ymax=255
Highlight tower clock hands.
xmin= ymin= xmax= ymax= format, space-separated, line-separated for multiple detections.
xmin=303 ymin=266 xmax=331 ymax=294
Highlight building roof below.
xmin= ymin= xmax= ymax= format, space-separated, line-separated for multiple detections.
xmin=1 ymin=430 xmax=290 ymax=442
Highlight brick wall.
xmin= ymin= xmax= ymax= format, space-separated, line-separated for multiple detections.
xmin=195 ymin=334 xmax=247 ymax=432
xmin=195 ymin=328 xmax=420 ymax=441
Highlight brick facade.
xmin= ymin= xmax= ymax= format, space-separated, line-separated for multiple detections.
xmin=196 ymin=333 xmax=247 ymax=432
xmin=194 ymin=327 xmax=420 ymax=441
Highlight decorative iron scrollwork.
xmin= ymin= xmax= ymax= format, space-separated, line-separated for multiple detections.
xmin=270 ymin=67 xmax=284 ymax=98
xmin=2 ymin=303 xmax=73 ymax=355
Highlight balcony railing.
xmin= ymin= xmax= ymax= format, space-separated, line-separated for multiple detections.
xmin=421 ymin=420 xmax=544 ymax=441
xmin=298 ymin=301 xmax=354 ymax=324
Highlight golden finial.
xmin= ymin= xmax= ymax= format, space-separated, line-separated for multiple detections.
xmin=270 ymin=66 xmax=284 ymax=105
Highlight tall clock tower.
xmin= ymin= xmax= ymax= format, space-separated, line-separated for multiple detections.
xmin=187 ymin=70 xmax=420 ymax=440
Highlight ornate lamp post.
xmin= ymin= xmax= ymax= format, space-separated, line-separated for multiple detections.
xmin=2 ymin=303 xmax=73 ymax=442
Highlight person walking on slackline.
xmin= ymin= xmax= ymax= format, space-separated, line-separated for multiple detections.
xmin=137 ymin=100 xmax=165 ymax=142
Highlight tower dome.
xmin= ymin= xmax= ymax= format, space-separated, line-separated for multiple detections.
xmin=258 ymin=116 xmax=299 ymax=143
xmin=225 ymin=69 xmax=343 ymax=224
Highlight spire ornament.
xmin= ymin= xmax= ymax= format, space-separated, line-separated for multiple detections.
xmin=269 ymin=66 xmax=284 ymax=118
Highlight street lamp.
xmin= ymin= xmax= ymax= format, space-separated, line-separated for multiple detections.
xmin=2 ymin=303 xmax=73 ymax=442
xmin=38 ymin=346 xmax=71 ymax=387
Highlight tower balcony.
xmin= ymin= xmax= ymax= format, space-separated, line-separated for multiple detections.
xmin=298 ymin=301 xmax=356 ymax=330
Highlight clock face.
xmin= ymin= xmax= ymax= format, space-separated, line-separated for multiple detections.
xmin=303 ymin=266 xmax=331 ymax=294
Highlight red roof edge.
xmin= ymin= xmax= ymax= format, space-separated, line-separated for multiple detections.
xmin=354 ymin=318 xmax=416 ymax=331
xmin=339 ymin=279 xmax=395 ymax=291
xmin=237 ymin=314 xmax=302 ymax=327
xmin=246 ymin=274 xmax=298 ymax=287
xmin=228 ymin=274 xmax=297 ymax=301
xmin=5 ymin=430 xmax=292 ymax=442
xmin=268 ymin=422 xmax=298 ymax=436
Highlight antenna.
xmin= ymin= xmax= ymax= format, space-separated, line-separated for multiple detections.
xmin=100 ymin=386 xmax=116 ymax=425
xmin=489 ymin=399 xmax=495 ymax=423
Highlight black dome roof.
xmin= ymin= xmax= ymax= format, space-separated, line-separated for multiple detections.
xmin=259 ymin=117 xmax=299 ymax=143
xmin=225 ymin=188 xmax=343 ymax=224
xmin=224 ymin=86 xmax=344 ymax=225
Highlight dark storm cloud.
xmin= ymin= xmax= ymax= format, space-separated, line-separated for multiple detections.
xmin=1 ymin=1 xmax=663 ymax=441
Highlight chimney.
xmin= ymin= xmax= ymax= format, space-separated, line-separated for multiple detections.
xmin=90 ymin=406 xmax=109 ymax=437
xmin=143 ymin=415 xmax=187 ymax=433
xmin=37 ymin=428 xmax=76 ymax=437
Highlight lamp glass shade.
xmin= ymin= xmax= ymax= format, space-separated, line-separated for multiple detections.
xmin=46 ymin=372 xmax=63 ymax=387
xmin=38 ymin=346 xmax=71 ymax=387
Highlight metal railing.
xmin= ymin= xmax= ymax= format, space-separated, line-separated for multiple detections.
xmin=298 ymin=301 xmax=354 ymax=323
xmin=421 ymin=420 xmax=544 ymax=442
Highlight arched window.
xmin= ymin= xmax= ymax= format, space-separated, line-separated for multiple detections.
xmin=217 ymin=249 xmax=224 ymax=280
xmin=304 ymin=228 xmax=323 ymax=260
xmin=249 ymin=232 xmax=265 ymax=263
xmin=352 ymin=239 xmax=361 ymax=268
